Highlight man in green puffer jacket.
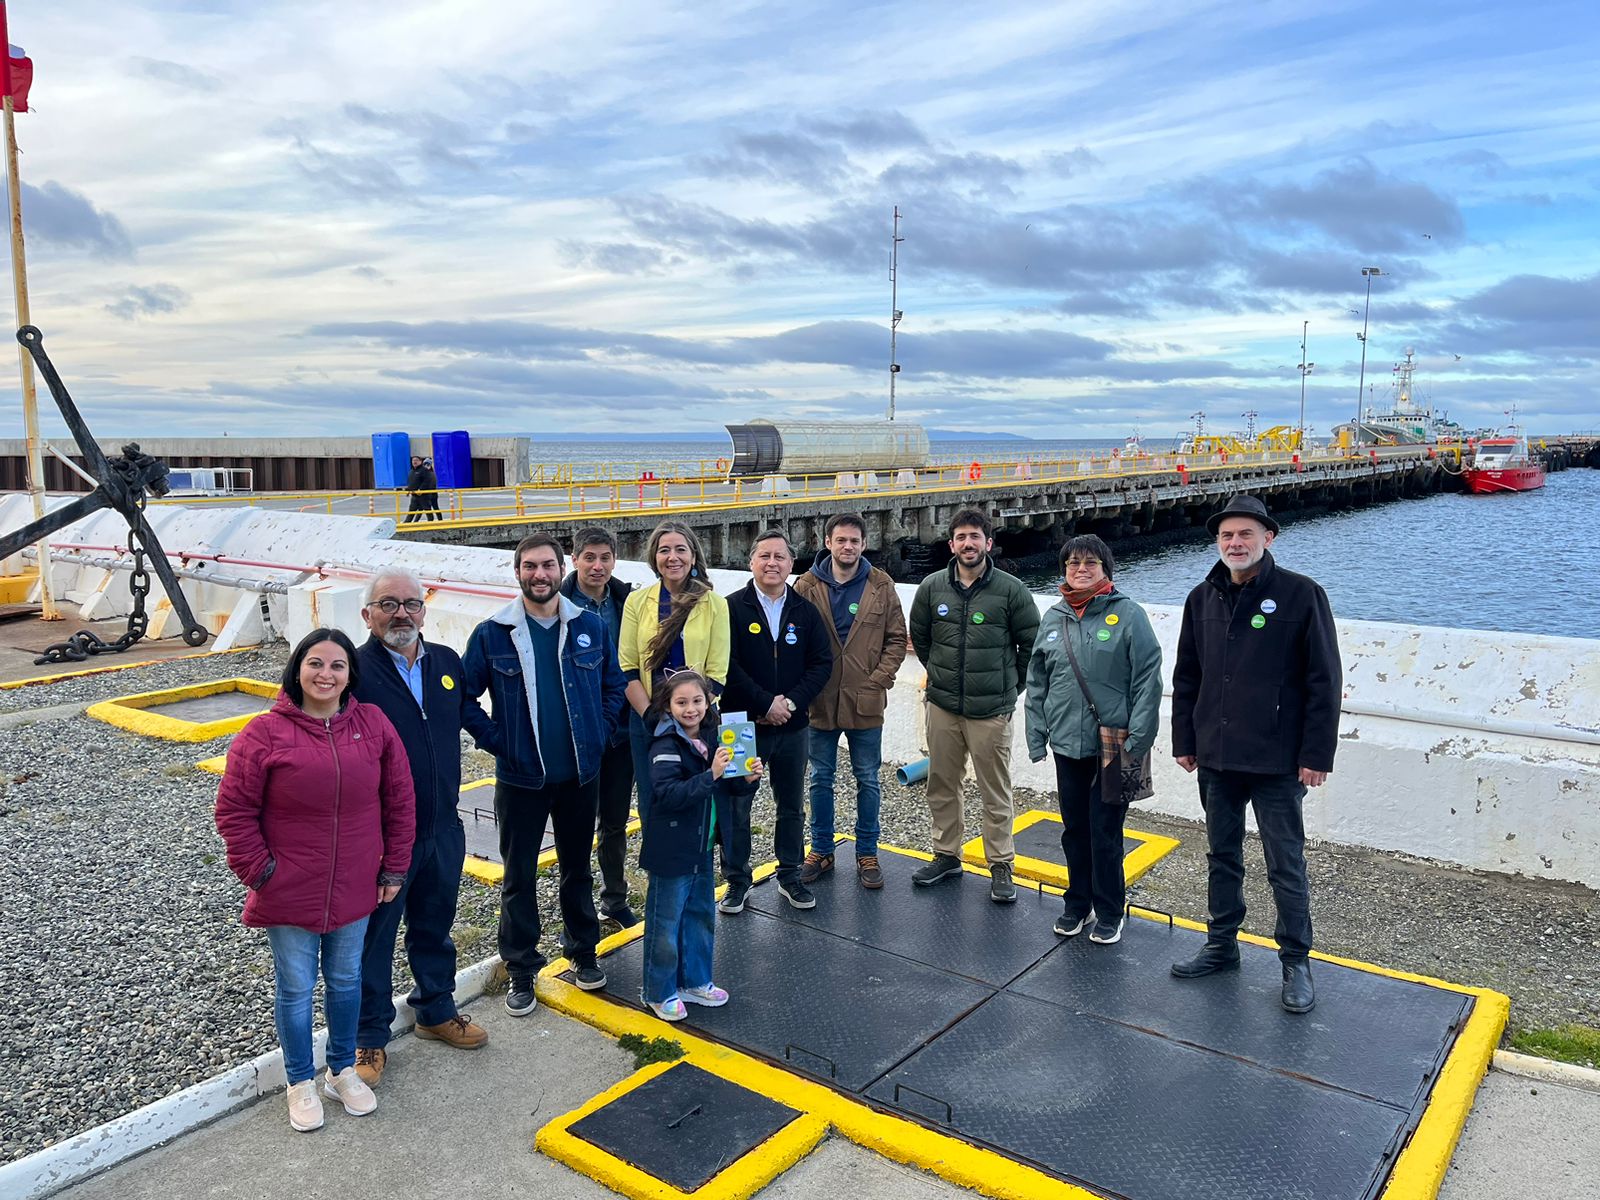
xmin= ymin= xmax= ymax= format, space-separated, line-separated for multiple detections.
xmin=907 ymin=509 xmax=1041 ymax=902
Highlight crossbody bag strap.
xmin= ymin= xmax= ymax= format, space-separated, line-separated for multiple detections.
xmin=1058 ymin=621 xmax=1103 ymax=727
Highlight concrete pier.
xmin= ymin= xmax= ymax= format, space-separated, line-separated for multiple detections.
xmin=405 ymin=447 xmax=1448 ymax=576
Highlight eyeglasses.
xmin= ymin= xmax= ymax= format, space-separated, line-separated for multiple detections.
xmin=1064 ymin=557 xmax=1103 ymax=568
xmin=373 ymin=598 xmax=425 ymax=614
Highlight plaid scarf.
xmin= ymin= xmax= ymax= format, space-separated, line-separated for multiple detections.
xmin=1098 ymin=724 xmax=1130 ymax=768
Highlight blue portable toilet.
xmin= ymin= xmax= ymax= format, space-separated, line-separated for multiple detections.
xmin=372 ymin=432 xmax=412 ymax=489
xmin=431 ymin=431 xmax=473 ymax=489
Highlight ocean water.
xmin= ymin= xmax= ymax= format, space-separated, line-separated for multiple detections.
xmin=1019 ymin=469 xmax=1600 ymax=641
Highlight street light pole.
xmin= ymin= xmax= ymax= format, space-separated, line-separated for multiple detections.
xmin=1298 ymin=320 xmax=1310 ymax=448
xmin=1354 ymin=266 xmax=1382 ymax=450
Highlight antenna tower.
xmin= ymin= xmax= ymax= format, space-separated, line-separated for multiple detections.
xmin=888 ymin=206 xmax=903 ymax=420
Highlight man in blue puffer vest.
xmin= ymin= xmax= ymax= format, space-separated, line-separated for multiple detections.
xmin=352 ymin=568 xmax=500 ymax=1087
xmin=463 ymin=533 xmax=628 ymax=1020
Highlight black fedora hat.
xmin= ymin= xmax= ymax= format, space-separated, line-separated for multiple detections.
xmin=1206 ymin=494 xmax=1280 ymax=536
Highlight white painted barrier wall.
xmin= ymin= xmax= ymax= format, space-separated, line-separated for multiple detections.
xmin=5 ymin=497 xmax=1598 ymax=887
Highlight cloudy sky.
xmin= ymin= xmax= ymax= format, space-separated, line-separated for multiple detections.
xmin=3 ymin=0 xmax=1598 ymax=444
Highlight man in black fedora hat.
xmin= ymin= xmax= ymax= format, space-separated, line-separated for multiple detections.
xmin=1170 ymin=494 xmax=1342 ymax=1013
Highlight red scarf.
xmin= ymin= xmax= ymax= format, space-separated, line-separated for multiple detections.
xmin=1060 ymin=578 xmax=1113 ymax=617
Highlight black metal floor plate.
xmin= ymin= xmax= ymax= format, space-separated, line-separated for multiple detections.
xmin=864 ymin=991 xmax=1407 ymax=1200
xmin=145 ymin=691 xmax=269 ymax=721
xmin=456 ymin=789 xmax=555 ymax=865
xmin=592 ymin=848 xmax=1471 ymax=1200
xmin=569 ymin=1062 xmax=800 ymax=1192
xmin=1013 ymin=818 xmax=1141 ymax=863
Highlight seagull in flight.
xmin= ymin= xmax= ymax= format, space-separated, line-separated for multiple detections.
xmin=1422 ymin=233 xmax=1432 ymax=239
xmin=1453 ymin=353 xmax=1462 ymax=361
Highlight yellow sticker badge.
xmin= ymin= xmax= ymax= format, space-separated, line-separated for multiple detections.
xmin=748 ymin=622 xmax=762 ymax=634
xmin=1105 ymin=614 xmax=1119 ymax=626
xmin=720 ymin=727 xmax=737 ymax=745
xmin=441 ymin=675 xmax=456 ymax=690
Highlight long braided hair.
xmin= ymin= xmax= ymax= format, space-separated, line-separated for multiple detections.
xmin=643 ymin=520 xmax=713 ymax=677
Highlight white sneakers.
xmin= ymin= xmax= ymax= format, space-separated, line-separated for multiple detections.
xmin=286 ymin=1079 xmax=324 ymax=1132
xmin=321 ymin=1066 xmax=378 ymax=1116
xmin=681 ymin=984 xmax=730 ymax=1007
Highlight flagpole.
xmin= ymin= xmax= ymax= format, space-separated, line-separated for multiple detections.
xmin=2 ymin=28 xmax=58 ymax=618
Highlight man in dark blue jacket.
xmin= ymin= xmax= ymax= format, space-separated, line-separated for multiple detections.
xmin=463 ymin=533 xmax=628 ymax=1019
xmin=720 ymin=530 xmax=833 ymax=913
xmin=1170 ymin=495 xmax=1343 ymax=1014
xmin=560 ymin=527 xmax=638 ymax=930
xmin=352 ymin=568 xmax=499 ymax=1087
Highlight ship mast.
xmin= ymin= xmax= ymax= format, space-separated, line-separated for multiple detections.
xmin=888 ymin=206 xmax=903 ymax=421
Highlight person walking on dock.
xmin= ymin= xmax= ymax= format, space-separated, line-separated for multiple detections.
xmin=721 ymin=529 xmax=834 ymax=912
xmin=1170 ymin=494 xmax=1342 ymax=1014
xmin=560 ymin=527 xmax=640 ymax=930
xmin=618 ymin=521 xmax=731 ymax=821
xmin=463 ymin=533 xmax=628 ymax=1019
xmin=793 ymin=512 xmax=907 ymax=889
xmin=350 ymin=570 xmax=499 ymax=1087
xmin=403 ymin=455 xmax=440 ymax=523
xmin=908 ymin=510 xmax=1040 ymax=903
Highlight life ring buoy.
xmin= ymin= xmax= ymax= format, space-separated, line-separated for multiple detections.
xmin=967 ymin=461 xmax=982 ymax=482
xmin=716 ymin=458 xmax=729 ymax=474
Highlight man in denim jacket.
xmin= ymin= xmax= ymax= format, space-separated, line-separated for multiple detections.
xmin=463 ymin=533 xmax=627 ymax=1018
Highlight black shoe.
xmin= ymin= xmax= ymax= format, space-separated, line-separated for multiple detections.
xmin=718 ymin=881 xmax=750 ymax=914
xmin=505 ymin=979 xmax=537 ymax=1016
xmin=988 ymin=862 xmax=1016 ymax=904
xmin=1281 ymin=960 xmax=1315 ymax=1013
xmin=778 ymin=878 xmax=817 ymax=909
xmin=1054 ymin=910 xmax=1091 ymax=937
xmin=573 ymin=964 xmax=607 ymax=991
xmin=911 ymin=854 xmax=964 ymax=887
xmin=1089 ymin=917 xmax=1124 ymax=944
xmin=601 ymin=904 xmax=640 ymax=931
xmin=1171 ymin=940 xmax=1241 ymax=978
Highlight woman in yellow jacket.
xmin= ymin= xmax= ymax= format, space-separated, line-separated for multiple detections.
xmin=619 ymin=520 xmax=730 ymax=818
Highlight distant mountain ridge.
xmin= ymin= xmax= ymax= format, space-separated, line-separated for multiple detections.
xmin=518 ymin=429 xmax=1031 ymax=442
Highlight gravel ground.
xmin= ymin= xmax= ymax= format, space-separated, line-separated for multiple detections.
xmin=0 ymin=649 xmax=288 ymax=715
xmin=1 ymin=653 xmax=1596 ymax=1164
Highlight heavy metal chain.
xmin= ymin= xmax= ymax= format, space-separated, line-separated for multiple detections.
xmin=33 ymin=493 xmax=155 ymax=666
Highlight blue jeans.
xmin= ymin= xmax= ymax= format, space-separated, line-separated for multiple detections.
xmin=265 ymin=918 xmax=369 ymax=1085
xmin=641 ymin=856 xmax=715 ymax=1005
xmin=807 ymin=726 xmax=883 ymax=858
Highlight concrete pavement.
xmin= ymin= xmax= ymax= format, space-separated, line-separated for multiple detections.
xmin=48 ymin=990 xmax=1600 ymax=1200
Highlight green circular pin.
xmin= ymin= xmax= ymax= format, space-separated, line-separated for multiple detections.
xmin=1251 ymin=614 xmax=1267 ymax=629
xmin=848 ymin=602 xmax=859 ymax=614
xmin=1096 ymin=628 xmax=1111 ymax=641
xmin=972 ymin=612 xmax=985 ymax=624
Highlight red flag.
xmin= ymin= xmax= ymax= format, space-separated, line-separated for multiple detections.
xmin=0 ymin=2 xmax=30 ymax=113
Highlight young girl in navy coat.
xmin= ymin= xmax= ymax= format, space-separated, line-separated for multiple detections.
xmin=643 ymin=670 xmax=762 ymax=1021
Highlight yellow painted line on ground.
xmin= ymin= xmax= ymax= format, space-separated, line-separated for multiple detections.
xmin=195 ymin=754 xmax=228 ymax=775
xmin=536 ymin=1058 xmax=827 ymax=1200
xmin=961 ymin=809 xmax=1180 ymax=889
xmin=538 ymin=856 xmax=1506 ymax=1200
xmin=0 ymin=644 xmax=258 ymax=690
xmin=84 ymin=678 xmax=278 ymax=742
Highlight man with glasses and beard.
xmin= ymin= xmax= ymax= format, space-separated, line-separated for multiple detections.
xmin=352 ymin=570 xmax=499 ymax=1086
xmin=463 ymin=534 xmax=628 ymax=1019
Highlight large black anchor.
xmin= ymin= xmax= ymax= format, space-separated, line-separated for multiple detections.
xmin=1 ymin=326 xmax=210 ymax=663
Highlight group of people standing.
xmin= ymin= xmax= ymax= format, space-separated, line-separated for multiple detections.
xmin=215 ymin=492 xmax=1342 ymax=1131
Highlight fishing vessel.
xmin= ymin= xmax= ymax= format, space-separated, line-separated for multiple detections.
xmin=1463 ymin=426 xmax=1546 ymax=494
xmin=1334 ymin=348 xmax=1470 ymax=445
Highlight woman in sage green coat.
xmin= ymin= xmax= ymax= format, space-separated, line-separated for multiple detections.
xmin=1024 ymin=535 xmax=1162 ymax=945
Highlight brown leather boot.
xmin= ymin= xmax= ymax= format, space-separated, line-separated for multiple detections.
xmin=416 ymin=1014 xmax=489 ymax=1049
xmin=353 ymin=1047 xmax=386 ymax=1087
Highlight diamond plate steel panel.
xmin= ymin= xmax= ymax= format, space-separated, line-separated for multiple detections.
xmin=742 ymin=861 xmax=1063 ymax=987
xmin=570 ymin=1062 xmax=800 ymax=1192
xmin=1013 ymin=818 xmax=1140 ymax=864
xmin=455 ymin=795 xmax=555 ymax=865
xmin=866 ymin=991 xmax=1406 ymax=1200
xmin=1008 ymin=916 xmax=1470 ymax=1108
xmin=599 ymin=910 xmax=994 ymax=1091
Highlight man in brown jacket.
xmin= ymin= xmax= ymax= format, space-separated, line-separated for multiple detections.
xmin=793 ymin=513 xmax=908 ymax=888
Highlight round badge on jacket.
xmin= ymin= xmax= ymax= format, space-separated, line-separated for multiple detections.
xmin=1260 ymin=599 xmax=1277 ymax=613
xmin=972 ymin=612 xmax=985 ymax=624
xmin=441 ymin=675 xmax=455 ymax=690
xmin=749 ymin=622 xmax=762 ymax=634
xmin=1251 ymin=614 xmax=1267 ymax=629
xmin=1096 ymin=628 xmax=1111 ymax=641
xmin=1047 ymin=630 xmax=1059 ymax=641
xmin=848 ymin=602 xmax=859 ymax=614
xmin=936 ymin=603 xmax=949 ymax=617
xmin=786 ymin=633 xmax=798 ymax=644
xmin=576 ymin=632 xmax=592 ymax=648
xmin=1105 ymin=613 xmax=1119 ymax=626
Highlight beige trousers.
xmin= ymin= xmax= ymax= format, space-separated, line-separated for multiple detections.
xmin=925 ymin=703 xmax=1015 ymax=864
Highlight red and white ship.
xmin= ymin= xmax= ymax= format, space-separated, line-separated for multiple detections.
xmin=1463 ymin=428 xmax=1546 ymax=494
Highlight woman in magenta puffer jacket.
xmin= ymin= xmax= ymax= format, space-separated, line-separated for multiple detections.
xmin=216 ymin=628 xmax=415 ymax=1133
